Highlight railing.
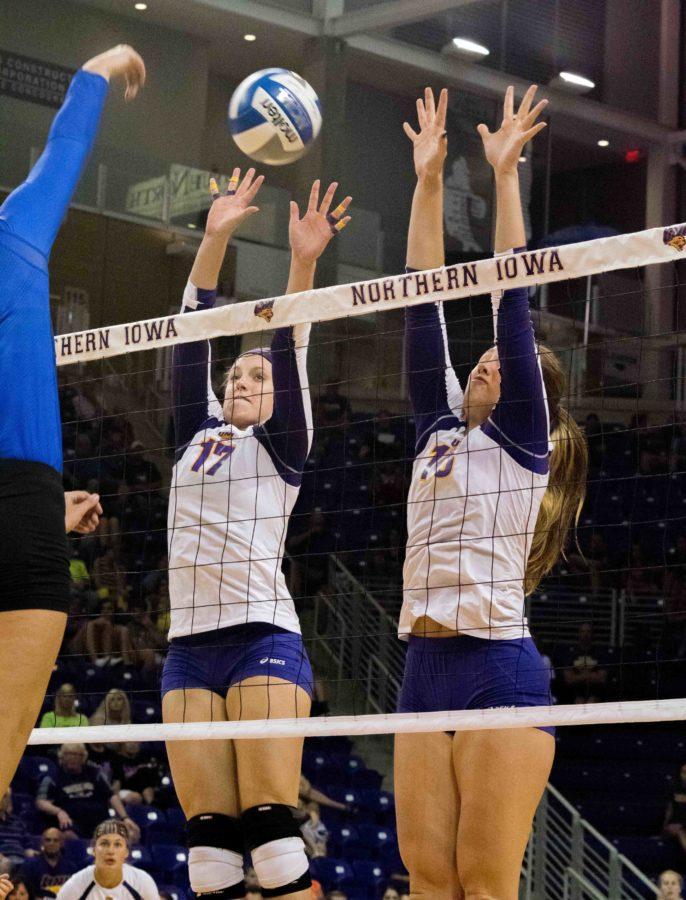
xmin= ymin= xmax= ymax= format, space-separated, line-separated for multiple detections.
xmin=522 ymin=784 xmax=658 ymax=899
xmin=313 ymin=556 xmax=404 ymax=713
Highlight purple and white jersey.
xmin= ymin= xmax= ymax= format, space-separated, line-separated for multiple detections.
xmin=167 ymin=280 xmax=312 ymax=639
xmin=400 ymin=281 xmax=550 ymax=641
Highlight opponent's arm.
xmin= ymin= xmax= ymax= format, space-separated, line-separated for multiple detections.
xmin=172 ymin=168 xmax=264 ymax=450
xmin=478 ymin=85 xmax=550 ymax=468
xmin=258 ymin=180 xmax=351 ymax=482
xmin=404 ymin=88 xmax=463 ymax=453
xmin=0 ymin=45 xmax=145 ymax=256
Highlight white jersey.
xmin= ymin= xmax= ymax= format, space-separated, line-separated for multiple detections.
xmin=400 ymin=287 xmax=550 ymax=641
xmin=57 ymin=865 xmax=158 ymax=900
xmin=167 ymin=281 xmax=312 ymax=639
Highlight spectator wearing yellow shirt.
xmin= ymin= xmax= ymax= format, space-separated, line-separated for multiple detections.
xmin=39 ymin=685 xmax=89 ymax=729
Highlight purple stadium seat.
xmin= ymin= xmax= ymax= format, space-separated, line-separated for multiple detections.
xmin=150 ymin=845 xmax=188 ymax=883
xmin=62 ymin=838 xmax=91 ymax=868
xmin=351 ymin=859 xmax=387 ymax=894
xmin=327 ymin=823 xmax=361 ymax=860
xmin=309 ymin=857 xmax=355 ymax=891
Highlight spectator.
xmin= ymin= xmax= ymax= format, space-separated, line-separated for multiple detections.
xmin=299 ymin=775 xmax=350 ymax=812
xmin=658 ymin=870 xmax=684 ymax=899
xmin=21 ymin=829 xmax=76 ymax=900
xmin=39 ymin=684 xmax=89 ymax=730
xmin=35 ymin=744 xmax=140 ymax=843
xmin=0 ymin=791 xmax=28 ymax=868
xmin=92 ymin=550 xmax=127 ymax=608
xmin=125 ymin=600 xmax=165 ymax=671
xmin=70 ymin=600 xmax=133 ymax=667
xmin=300 ymin=802 xmax=328 ymax=858
xmin=663 ymin=763 xmax=686 ymax=854
xmin=109 ymin=743 xmax=161 ymax=807
xmin=89 ymin=690 xmax=131 ymax=728
xmin=382 ymin=890 xmax=400 ymax=900
xmin=56 ymin=820 xmax=157 ymax=900
xmin=6 ymin=880 xmax=32 ymax=900
xmin=562 ymin=622 xmax=608 ymax=703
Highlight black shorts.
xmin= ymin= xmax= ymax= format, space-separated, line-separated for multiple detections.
xmin=0 ymin=460 xmax=69 ymax=613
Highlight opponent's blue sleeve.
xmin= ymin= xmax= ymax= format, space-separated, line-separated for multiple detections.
xmin=481 ymin=286 xmax=550 ymax=474
xmin=172 ymin=282 xmax=223 ymax=454
xmin=404 ymin=270 xmax=464 ymax=454
xmin=0 ymin=69 xmax=108 ymax=472
xmin=255 ymin=323 xmax=313 ymax=486
xmin=0 ymin=70 xmax=108 ymax=256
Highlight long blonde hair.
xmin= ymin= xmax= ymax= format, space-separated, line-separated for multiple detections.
xmin=90 ymin=688 xmax=131 ymax=727
xmin=525 ymin=344 xmax=588 ymax=595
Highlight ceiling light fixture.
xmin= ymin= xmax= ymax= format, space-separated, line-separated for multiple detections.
xmin=243 ymin=33 xmax=257 ymax=42
xmin=519 ymin=156 xmax=527 ymax=163
xmin=559 ymin=71 xmax=595 ymax=89
xmin=187 ymin=223 xmax=198 ymax=229
xmin=451 ymin=37 xmax=489 ymax=57
xmin=134 ymin=2 xmax=147 ymax=9
xmin=597 ymin=139 xmax=609 ymax=147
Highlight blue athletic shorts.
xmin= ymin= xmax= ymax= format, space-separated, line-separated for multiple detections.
xmin=397 ymin=634 xmax=554 ymax=735
xmin=161 ymin=622 xmax=314 ymax=699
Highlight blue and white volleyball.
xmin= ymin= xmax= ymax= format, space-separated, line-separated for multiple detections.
xmin=228 ymin=68 xmax=322 ymax=166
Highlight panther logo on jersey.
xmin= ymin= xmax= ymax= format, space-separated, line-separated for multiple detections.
xmin=254 ymin=299 xmax=275 ymax=322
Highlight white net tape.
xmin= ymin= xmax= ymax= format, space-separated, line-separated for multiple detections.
xmin=55 ymin=221 xmax=686 ymax=365
xmin=29 ymin=699 xmax=686 ymax=745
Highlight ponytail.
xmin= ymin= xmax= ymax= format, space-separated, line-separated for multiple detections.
xmin=524 ymin=348 xmax=589 ymax=595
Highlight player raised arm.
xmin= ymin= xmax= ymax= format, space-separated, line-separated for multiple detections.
xmin=0 ymin=45 xmax=145 ymax=255
xmin=477 ymin=84 xmax=550 ymax=465
xmin=256 ymin=180 xmax=351 ymax=479
xmin=403 ymin=88 xmax=463 ymax=453
xmin=172 ymin=168 xmax=265 ymax=450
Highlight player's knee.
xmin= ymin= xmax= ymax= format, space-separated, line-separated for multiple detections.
xmin=242 ymin=804 xmax=310 ymax=897
xmin=187 ymin=813 xmax=245 ymax=899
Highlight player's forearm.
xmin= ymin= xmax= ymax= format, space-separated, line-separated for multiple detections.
xmin=407 ymin=174 xmax=444 ymax=271
xmin=286 ymin=256 xmax=316 ymax=295
xmin=189 ymin=233 xmax=231 ymax=290
xmin=494 ymin=170 xmax=526 ymax=253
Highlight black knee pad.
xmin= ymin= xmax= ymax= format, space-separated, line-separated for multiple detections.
xmin=187 ymin=812 xmax=244 ymax=854
xmin=241 ymin=804 xmax=301 ymax=850
xmin=241 ymin=804 xmax=311 ymax=896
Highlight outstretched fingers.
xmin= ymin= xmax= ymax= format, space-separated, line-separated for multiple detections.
xmin=517 ymin=83 xmax=538 ymax=120
xmin=523 ymin=98 xmax=548 ymax=129
xmin=424 ymin=86 xmax=436 ymax=122
xmin=318 ymin=181 xmax=339 ymax=216
xmin=435 ymin=87 xmax=448 ymax=130
xmin=503 ymin=84 xmax=514 ymax=121
xmin=242 ymin=173 xmax=265 ymax=204
xmin=416 ymin=97 xmax=428 ymax=130
xmin=403 ymin=121 xmax=418 ymax=142
xmin=327 ymin=194 xmax=352 ymax=234
xmin=307 ymin=179 xmax=321 ymax=213
xmin=226 ymin=167 xmax=241 ymax=195
xmin=521 ymin=121 xmax=547 ymax=144
xmin=236 ymin=167 xmax=256 ymax=196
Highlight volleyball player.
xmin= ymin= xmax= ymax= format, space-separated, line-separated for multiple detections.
xmin=394 ymin=85 xmax=588 ymax=899
xmin=161 ymin=173 xmax=351 ymax=899
xmin=0 ymin=44 xmax=145 ymax=799
xmin=56 ymin=820 xmax=158 ymax=900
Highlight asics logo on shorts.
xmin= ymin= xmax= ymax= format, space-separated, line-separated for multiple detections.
xmin=259 ymin=657 xmax=286 ymax=665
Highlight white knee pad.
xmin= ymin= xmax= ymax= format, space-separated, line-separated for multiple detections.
xmin=251 ymin=837 xmax=309 ymax=891
xmin=189 ymin=846 xmax=244 ymax=893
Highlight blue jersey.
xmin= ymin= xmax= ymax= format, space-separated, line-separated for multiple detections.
xmin=0 ymin=70 xmax=108 ymax=472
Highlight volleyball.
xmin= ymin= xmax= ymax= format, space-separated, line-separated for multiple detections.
xmin=228 ymin=68 xmax=322 ymax=166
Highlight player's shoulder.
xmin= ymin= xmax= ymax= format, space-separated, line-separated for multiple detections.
xmin=58 ymin=865 xmax=95 ymax=895
xmin=124 ymin=863 xmax=158 ymax=891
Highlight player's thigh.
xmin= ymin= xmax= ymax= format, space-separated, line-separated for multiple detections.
xmin=395 ymin=731 xmax=462 ymax=900
xmin=226 ymin=676 xmax=311 ymax=810
xmin=0 ymin=609 xmax=66 ymax=796
xmin=162 ymin=688 xmax=239 ymax=818
xmin=453 ymin=727 xmax=554 ymax=900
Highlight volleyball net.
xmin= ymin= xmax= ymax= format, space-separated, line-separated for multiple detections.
xmin=34 ymin=220 xmax=686 ymax=747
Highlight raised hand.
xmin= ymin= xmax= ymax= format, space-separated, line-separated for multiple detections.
xmin=0 ymin=876 xmax=13 ymax=900
xmin=205 ymin=167 xmax=265 ymax=238
xmin=82 ymin=45 xmax=146 ymax=101
xmin=65 ymin=490 xmax=102 ymax=534
xmin=404 ymin=87 xmax=448 ymax=182
xmin=477 ymin=84 xmax=547 ymax=176
xmin=289 ymin=180 xmax=352 ymax=265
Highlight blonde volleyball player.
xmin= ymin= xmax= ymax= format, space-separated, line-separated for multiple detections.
xmin=161 ymin=172 xmax=351 ymax=899
xmin=394 ymin=86 xmax=587 ymax=899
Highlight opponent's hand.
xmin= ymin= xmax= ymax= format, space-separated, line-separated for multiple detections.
xmin=404 ymin=87 xmax=448 ymax=182
xmin=0 ymin=876 xmax=13 ymax=900
xmin=477 ymin=84 xmax=547 ymax=177
xmin=65 ymin=491 xmax=102 ymax=534
xmin=82 ymin=45 xmax=146 ymax=101
xmin=289 ymin=180 xmax=351 ymax=265
xmin=206 ymin=167 xmax=264 ymax=239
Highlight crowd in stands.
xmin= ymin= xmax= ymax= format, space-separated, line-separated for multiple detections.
xmin=0 ymin=373 xmax=673 ymax=895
